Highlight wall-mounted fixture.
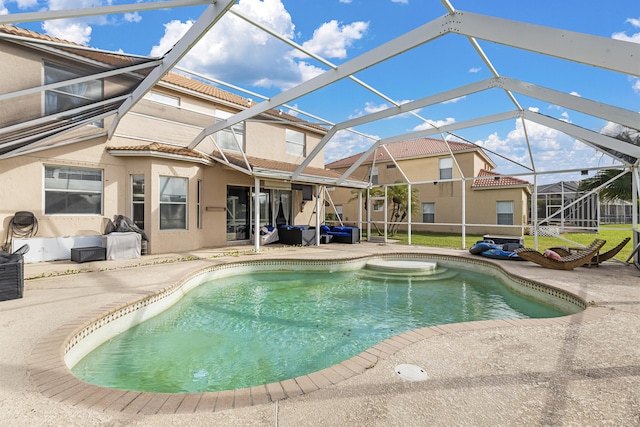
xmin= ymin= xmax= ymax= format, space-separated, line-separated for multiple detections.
xmin=581 ymin=170 xmax=589 ymax=176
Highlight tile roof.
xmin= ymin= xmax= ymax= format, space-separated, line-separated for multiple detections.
xmin=0 ymin=24 xmax=149 ymax=69
xmin=0 ymin=25 xmax=326 ymax=135
xmin=472 ymin=169 xmax=531 ymax=189
xmin=325 ymin=137 xmax=491 ymax=168
xmin=106 ymin=143 xmax=363 ymax=184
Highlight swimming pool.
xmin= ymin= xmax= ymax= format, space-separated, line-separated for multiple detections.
xmin=68 ymin=256 xmax=582 ymax=393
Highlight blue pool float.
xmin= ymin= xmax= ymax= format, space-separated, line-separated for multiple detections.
xmin=469 ymin=240 xmax=525 ymax=261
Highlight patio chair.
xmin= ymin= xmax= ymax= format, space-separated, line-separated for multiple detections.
xmin=550 ymin=237 xmax=630 ymax=266
xmin=515 ymin=239 xmax=606 ymax=270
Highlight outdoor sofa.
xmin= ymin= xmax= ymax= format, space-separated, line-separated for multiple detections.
xmin=320 ymin=225 xmax=360 ymax=244
xmin=277 ymin=225 xmax=317 ymax=246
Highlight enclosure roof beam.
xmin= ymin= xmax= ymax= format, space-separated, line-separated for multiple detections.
xmin=188 ymin=13 xmax=453 ymax=149
xmin=499 ymin=77 xmax=640 ymax=130
xmin=453 ymin=11 xmax=640 ymax=77
xmin=523 ymin=111 xmax=640 ymax=162
xmin=0 ymin=0 xmax=212 ymax=25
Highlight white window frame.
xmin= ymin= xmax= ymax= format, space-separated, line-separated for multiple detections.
xmin=44 ymin=62 xmax=104 ymax=126
xmin=373 ymin=202 xmax=383 ymax=212
xmin=286 ymin=128 xmax=306 ymax=156
xmin=44 ymin=165 xmax=103 ymax=215
xmin=439 ymin=157 xmax=453 ymax=180
xmin=496 ymin=200 xmax=514 ymax=225
xmin=422 ymin=202 xmax=435 ymax=223
xmin=131 ymin=174 xmax=145 ymax=230
xmin=215 ymin=110 xmax=245 ymax=152
xmin=335 ymin=205 xmax=343 ymax=221
xmin=159 ymin=176 xmax=188 ymax=230
xmin=368 ymin=166 xmax=379 ymax=185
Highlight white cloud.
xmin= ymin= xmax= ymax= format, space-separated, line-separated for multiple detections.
xmin=0 ymin=0 xmax=38 ymax=14
xmin=570 ymin=91 xmax=581 ymax=97
xmin=325 ymin=129 xmax=378 ymax=164
xmin=151 ymin=0 xmax=366 ymax=90
xmin=43 ymin=20 xmax=92 ymax=44
xmin=297 ymin=20 xmax=368 ymax=59
xmin=412 ymin=117 xmax=455 ymax=131
xmin=612 ymin=30 xmax=640 ymax=43
xmin=339 ymin=0 xmax=352 ymax=4
xmin=625 ymin=17 xmax=640 ymax=27
xmin=469 ymin=67 xmax=481 ymax=73
xmin=612 ymin=18 xmax=640 ymax=43
xmin=124 ymin=12 xmax=141 ymax=23
xmin=392 ymin=0 xmax=409 ymax=3
xmin=633 ymin=79 xmax=640 ymax=93
xmin=473 ymin=118 xmax=607 ymax=178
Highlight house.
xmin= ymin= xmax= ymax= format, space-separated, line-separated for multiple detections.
xmin=535 ymin=180 xmax=633 ymax=231
xmin=325 ymin=137 xmax=531 ymax=236
xmin=0 ymin=25 xmax=366 ymax=259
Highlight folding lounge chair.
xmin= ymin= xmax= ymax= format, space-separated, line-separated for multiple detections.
xmin=515 ymin=239 xmax=606 ymax=270
xmin=550 ymin=237 xmax=630 ymax=266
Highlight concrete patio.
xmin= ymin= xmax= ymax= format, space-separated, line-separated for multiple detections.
xmin=1 ymin=242 xmax=638 ymax=426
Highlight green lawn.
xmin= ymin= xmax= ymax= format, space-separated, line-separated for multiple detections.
xmin=366 ymin=225 xmax=636 ymax=261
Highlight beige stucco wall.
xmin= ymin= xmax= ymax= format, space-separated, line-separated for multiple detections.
xmin=1 ymin=39 xmax=330 ymax=257
xmin=0 ymin=137 xmax=126 ymax=241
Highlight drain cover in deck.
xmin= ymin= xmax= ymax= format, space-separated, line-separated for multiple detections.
xmin=395 ymin=364 xmax=428 ymax=381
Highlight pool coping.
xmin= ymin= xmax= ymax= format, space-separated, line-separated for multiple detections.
xmin=27 ymin=252 xmax=610 ymax=414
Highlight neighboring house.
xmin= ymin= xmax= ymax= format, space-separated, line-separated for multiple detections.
xmin=0 ymin=25 xmax=365 ymax=257
xmin=325 ymin=138 xmax=531 ymax=236
xmin=535 ymin=180 xmax=633 ymax=230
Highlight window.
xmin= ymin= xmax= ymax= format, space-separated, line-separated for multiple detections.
xmin=368 ymin=166 xmax=379 ymax=185
xmin=286 ymin=129 xmax=305 ymax=156
xmin=44 ymin=166 xmax=102 ymax=214
xmin=386 ymin=164 xmax=396 ymax=169
xmin=44 ymin=62 xmax=103 ymax=119
xmin=373 ymin=202 xmax=383 ymax=212
xmin=422 ymin=203 xmax=435 ymax=223
xmin=439 ymin=158 xmax=453 ymax=180
xmin=335 ymin=205 xmax=343 ymax=221
xmin=497 ymin=201 xmax=514 ymax=225
xmin=215 ymin=111 xmax=244 ymax=152
xmin=197 ymin=180 xmax=202 ymax=229
xmin=146 ymin=91 xmax=180 ymax=107
xmin=131 ymin=175 xmax=145 ymax=230
xmin=159 ymin=176 xmax=187 ymax=230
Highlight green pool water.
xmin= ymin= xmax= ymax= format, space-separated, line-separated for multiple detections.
xmin=72 ymin=265 xmax=568 ymax=393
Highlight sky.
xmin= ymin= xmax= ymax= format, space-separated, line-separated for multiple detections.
xmin=2 ymin=0 xmax=639 ymax=184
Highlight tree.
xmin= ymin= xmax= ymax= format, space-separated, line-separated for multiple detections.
xmin=578 ymin=169 xmax=632 ymax=202
xmin=386 ymin=183 xmax=419 ymax=236
xmin=579 ymin=125 xmax=639 ymax=201
xmin=348 ymin=184 xmax=419 ymax=236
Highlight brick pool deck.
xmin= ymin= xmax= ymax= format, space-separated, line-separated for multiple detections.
xmin=1 ymin=242 xmax=638 ymax=426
